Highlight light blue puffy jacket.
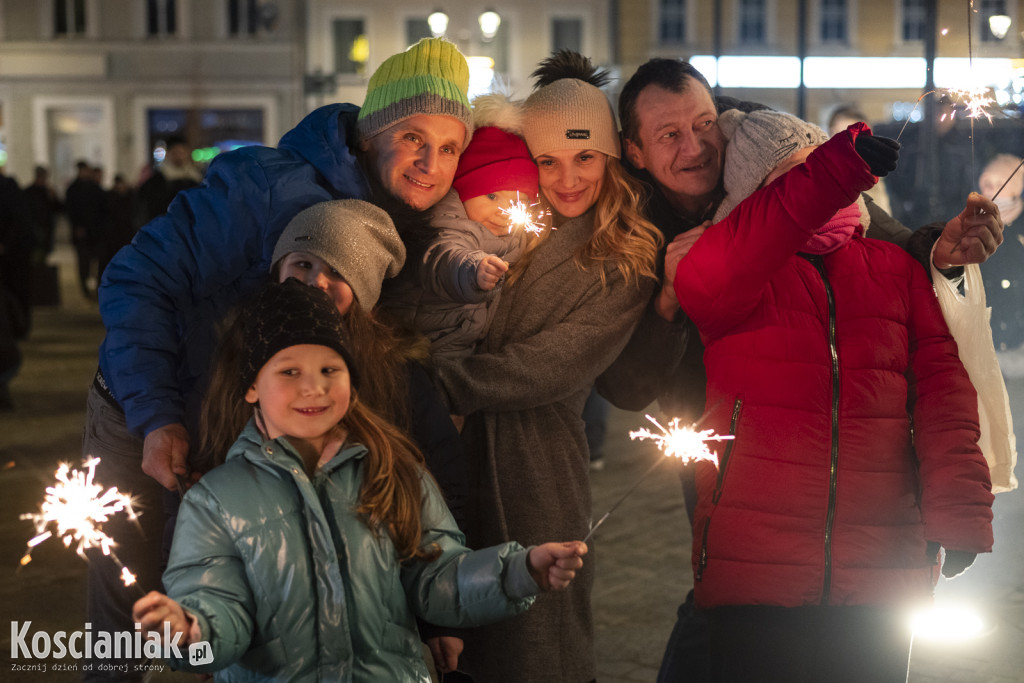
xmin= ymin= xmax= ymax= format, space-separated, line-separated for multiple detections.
xmin=163 ymin=420 xmax=538 ymax=682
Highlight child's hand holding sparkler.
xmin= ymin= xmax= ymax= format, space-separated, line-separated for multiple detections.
xmin=476 ymin=254 xmax=509 ymax=291
xmin=133 ymin=591 xmax=202 ymax=646
xmin=527 ymin=541 xmax=588 ymax=591
xmin=933 ymin=192 xmax=1004 ymax=269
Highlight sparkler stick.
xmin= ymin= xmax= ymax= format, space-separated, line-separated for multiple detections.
xmin=20 ymin=457 xmax=143 ymax=595
xmin=583 ymin=415 xmax=734 ymax=543
xmin=991 ymin=157 xmax=1024 ymax=201
xmin=896 ymin=91 xmax=935 ymax=143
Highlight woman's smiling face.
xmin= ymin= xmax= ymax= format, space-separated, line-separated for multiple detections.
xmin=535 ymin=149 xmax=608 ymax=221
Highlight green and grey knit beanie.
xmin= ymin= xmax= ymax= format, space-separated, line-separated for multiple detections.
xmin=357 ymin=37 xmax=473 ymax=147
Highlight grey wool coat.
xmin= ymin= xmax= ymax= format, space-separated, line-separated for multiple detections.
xmin=435 ymin=208 xmax=655 ymax=683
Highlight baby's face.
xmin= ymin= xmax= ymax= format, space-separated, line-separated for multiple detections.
xmin=463 ymin=190 xmax=535 ymax=236
xmin=762 ymin=146 xmax=817 ymax=188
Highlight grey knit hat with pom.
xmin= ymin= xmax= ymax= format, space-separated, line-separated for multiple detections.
xmin=271 ymin=199 xmax=406 ymax=310
xmin=714 ymin=108 xmax=829 ymax=222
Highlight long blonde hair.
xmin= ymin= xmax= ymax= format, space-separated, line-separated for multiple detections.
xmin=510 ymin=157 xmax=662 ymax=286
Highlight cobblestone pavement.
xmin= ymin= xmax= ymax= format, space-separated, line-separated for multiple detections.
xmin=1 ymin=251 xmax=1022 ymax=682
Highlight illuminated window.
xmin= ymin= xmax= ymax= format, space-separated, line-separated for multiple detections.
xmin=980 ymin=0 xmax=1008 ymax=42
xmin=739 ymin=0 xmax=766 ymax=44
xmin=659 ymin=0 xmax=686 ymax=44
xmin=902 ymin=0 xmax=927 ymax=41
xmin=333 ymin=19 xmax=367 ymax=77
xmin=54 ymin=0 xmax=86 ymax=36
xmin=147 ymin=108 xmax=265 ymax=164
xmin=552 ymin=18 xmax=583 ymax=53
xmin=147 ymin=0 xmax=177 ymax=37
xmin=820 ymin=0 xmax=847 ymax=43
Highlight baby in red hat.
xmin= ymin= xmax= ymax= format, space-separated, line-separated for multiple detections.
xmin=381 ymin=94 xmax=540 ymax=359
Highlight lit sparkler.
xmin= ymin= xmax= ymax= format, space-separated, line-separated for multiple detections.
xmin=583 ymin=415 xmax=733 ymax=543
xmin=20 ymin=457 xmax=142 ymax=591
xmin=628 ymin=414 xmax=732 ymax=465
xmin=944 ymin=85 xmax=996 ymax=123
xmin=500 ymin=198 xmax=548 ymax=237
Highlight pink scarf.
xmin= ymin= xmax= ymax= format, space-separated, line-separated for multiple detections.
xmin=802 ymin=202 xmax=862 ymax=254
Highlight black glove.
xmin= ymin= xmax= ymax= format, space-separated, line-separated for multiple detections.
xmin=941 ymin=550 xmax=977 ymax=579
xmin=925 ymin=541 xmax=977 ymax=579
xmin=854 ymin=133 xmax=900 ymax=177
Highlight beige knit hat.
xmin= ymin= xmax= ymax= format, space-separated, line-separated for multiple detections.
xmin=271 ymin=200 xmax=406 ymax=309
xmin=521 ymin=78 xmax=620 ymax=159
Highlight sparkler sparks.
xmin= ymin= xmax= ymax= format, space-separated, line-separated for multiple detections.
xmin=583 ymin=416 xmax=734 ymax=543
xmin=121 ymin=566 xmax=138 ymax=587
xmin=500 ymin=199 xmax=548 ymax=237
xmin=944 ymin=86 xmax=996 ymax=123
xmin=20 ymin=457 xmax=141 ymax=591
xmin=629 ymin=414 xmax=733 ymax=466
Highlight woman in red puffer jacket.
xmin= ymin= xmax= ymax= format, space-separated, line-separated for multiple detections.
xmin=670 ymin=109 xmax=994 ymax=683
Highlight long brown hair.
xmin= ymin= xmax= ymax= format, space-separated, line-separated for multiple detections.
xmin=199 ymin=296 xmax=440 ymax=563
xmin=341 ymin=396 xmax=441 ymax=562
xmin=343 ymin=301 xmax=431 ymax=430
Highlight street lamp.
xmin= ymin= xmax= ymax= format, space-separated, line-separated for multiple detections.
xmin=428 ymin=10 xmax=449 ymax=37
xmin=989 ymin=14 xmax=1011 ymax=39
xmin=478 ymin=10 xmax=501 ymax=41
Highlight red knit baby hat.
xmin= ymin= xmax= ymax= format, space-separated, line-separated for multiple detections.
xmin=452 ymin=126 xmax=539 ymax=202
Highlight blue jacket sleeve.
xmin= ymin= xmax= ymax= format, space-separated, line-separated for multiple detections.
xmin=98 ymin=152 xmax=276 ymax=436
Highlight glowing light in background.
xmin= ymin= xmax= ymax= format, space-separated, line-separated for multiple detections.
xmin=910 ymin=604 xmax=991 ymax=642
xmin=428 ymin=11 xmax=449 ymax=37
xmin=467 ymin=56 xmax=496 ymax=100
xmin=478 ymin=11 xmax=501 ymax=40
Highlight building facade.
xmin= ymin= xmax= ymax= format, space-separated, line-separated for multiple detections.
xmin=0 ymin=0 xmax=614 ymax=191
xmin=616 ymin=0 xmax=1023 ymax=130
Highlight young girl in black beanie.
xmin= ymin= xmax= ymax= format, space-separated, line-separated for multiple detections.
xmin=132 ymin=279 xmax=586 ymax=682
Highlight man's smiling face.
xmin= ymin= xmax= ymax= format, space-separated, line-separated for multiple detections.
xmin=360 ymin=114 xmax=466 ymax=212
xmin=624 ymin=80 xmax=726 ymax=217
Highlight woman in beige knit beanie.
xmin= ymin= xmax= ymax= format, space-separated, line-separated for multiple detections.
xmin=430 ymin=51 xmax=662 ymax=683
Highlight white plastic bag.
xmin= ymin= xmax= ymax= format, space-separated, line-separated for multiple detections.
xmin=931 ymin=254 xmax=1018 ymax=493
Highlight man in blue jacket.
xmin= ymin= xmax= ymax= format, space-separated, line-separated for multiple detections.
xmin=82 ymin=37 xmax=473 ymax=682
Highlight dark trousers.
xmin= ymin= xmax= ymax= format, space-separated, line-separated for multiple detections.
xmin=81 ymin=386 xmax=179 ymax=681
xmin=657 ymin=589 xmax=711 ymax=683
xmin=706 ymin=604 xmax=912 ymax=683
